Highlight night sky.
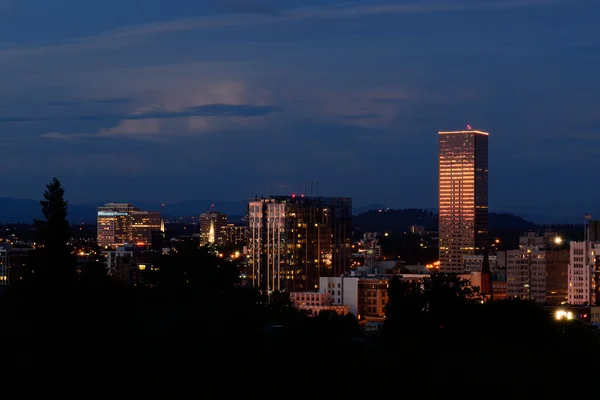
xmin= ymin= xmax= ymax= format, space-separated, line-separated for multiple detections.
xmin=0 ymin=0 xmax=598 ymax=216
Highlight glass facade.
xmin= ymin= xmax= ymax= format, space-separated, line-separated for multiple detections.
xmin=248 ymin=196 xmax=352 ymax=293
xmin=438 ymin=130 xmax=488 ymax=272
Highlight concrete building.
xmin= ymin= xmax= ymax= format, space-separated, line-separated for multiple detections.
xmin=567 ymin=241 xmax=600 ymax=305
xmin=463 ymin=254 xmax=498 ymax=272
xmin=130 ymin=211 xmax=162 ymax=245
xmin=97 ymin=203 xmax=163 ymax=248
xmin=289 ymin=291 xmax=350 ymax=316
xmin=199 ymin=210 xmax=228 ymax=246
xmin=506 ymin=232 xmax=568 ymax=304
xmin=318 ymin=275 xmax=389 ymax=321
xmin=104 ymin=245 xmax=137 ymax=285
xmin=97 ymin=203 xmax=137 ymax=247
xmin=438 ymin=128 xmax=489 ymax=273
xmin=226 ymin=223 xmax=247 ymax=245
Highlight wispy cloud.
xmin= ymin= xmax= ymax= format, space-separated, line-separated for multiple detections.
xmin=40 ymin=132 xmax=95 ymax=140
xmin=3 ymin=103 xmax=281 ymax=124
xmin=0 ymin=0 xmax=571 ymax=60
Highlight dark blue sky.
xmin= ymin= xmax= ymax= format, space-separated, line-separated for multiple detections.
xmin=0 ymin=0 xmax=598 ymax=214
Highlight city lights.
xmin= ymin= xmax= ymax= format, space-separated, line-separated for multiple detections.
xmin=555 ymin=309 xmax=574 ymax=321
xmin=553 ymin=236 xmax=563 ymax=246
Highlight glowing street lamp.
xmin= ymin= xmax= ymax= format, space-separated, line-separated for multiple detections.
xmin=553 ymin=236 xmax=563 ymax=246
xmin=555 ymin=309 xmax=574 ymax=321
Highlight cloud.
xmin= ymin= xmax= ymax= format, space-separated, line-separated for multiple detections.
xmin=0 ymin=0 xmax=572 ymax=60
xmin=6 ymin=103 xmax=280 ymax=124
xmin=40 ymin=132 xmax=95 ymax=140
xmin=39 ymin=103 xmax=280 ymax=139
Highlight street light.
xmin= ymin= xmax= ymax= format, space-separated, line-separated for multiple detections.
xmin=554 ymin=236 xmax=563 ymax=246
xmin=555 ymin=309 xmax=574 ymax=321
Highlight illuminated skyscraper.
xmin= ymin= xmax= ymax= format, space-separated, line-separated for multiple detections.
xmin=438 ymin=129 xmax=488 ymax=272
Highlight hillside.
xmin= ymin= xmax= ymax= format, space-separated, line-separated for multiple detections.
xmin=352 ymin=208 xmax=536 ymax=233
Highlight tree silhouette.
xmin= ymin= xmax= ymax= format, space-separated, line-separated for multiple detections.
xmin=422 ymin=272 xmax=482 ymax=331
xmin=384 ymin=272 xmax=483 ymax=339
xmin=29 ymin=177 xmax=75 ymax=291
xmin=384 ymin=277 xmax=427 ymax=335
xmin=78 ymin=244 xmax=110 ymax=297
xmin=151 ymin=241 xmax=239 ymax=292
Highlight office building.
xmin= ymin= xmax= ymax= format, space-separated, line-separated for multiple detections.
xmin=247 ymin=195 xmax=352 ymax=293
xmin=506 ymin=232 xmax=569 ymax=304
xmin=97 ymin=203 xmax=163 ymax=248
xmin=438 ymin=128 xmax=489 ymax=272
xmin=199 ymin=211 xmax=228 ymax=246
xmin=226 ymin=223 xmax=247 ymax=245
xmin=131 ymin=211 xmax=162 ymax=244
xmin=97 ymin=203 xmax=137 ymax=247
xmin=568 ymin=241 xmax=600 ymax=305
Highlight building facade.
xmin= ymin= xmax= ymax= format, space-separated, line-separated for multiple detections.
xmin=199 ymin=211 xmax=228 ymax=246
xmin=97 ymin=203 xmax=163 ymax=248
xmin=568 ymin=241 xmax=599 ymax=305
xmin=97 ymin=203 xmax=136 ymax=247
xmin=507 ymin=232 xmax=568 ymax=304
xmin=438 ymin=129 xmax=489 ymax=273
xmin=247 ymin=195 xmax=352 ymax=293
xmin=226 ymin=223 xmax=247 ymax=245
xmin=131 ymin=211 xmax=162 ymax=245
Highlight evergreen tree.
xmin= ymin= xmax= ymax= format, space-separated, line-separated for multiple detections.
xmin=30 ymin=177 xmax=75 ymax=290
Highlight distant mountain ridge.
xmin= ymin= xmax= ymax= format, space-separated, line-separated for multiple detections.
xmin=352 ymin=208 xmax=537 ymax=233
xmin=0 ymin=197 xmax=584 ymax=225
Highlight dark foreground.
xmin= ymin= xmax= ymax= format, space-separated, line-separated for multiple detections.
xmin=0 ymin=288 xmax=597 ymax=399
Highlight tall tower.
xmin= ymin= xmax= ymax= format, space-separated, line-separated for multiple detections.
xmin=438 ymin=128 xmax=489 ymax=273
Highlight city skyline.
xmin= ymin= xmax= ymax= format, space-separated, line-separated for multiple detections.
xmin=0 ymin=0 xmax=598 ymax=212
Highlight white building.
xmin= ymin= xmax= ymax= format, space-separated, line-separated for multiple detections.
xmin=319 ymin=276 xmax=359 ymax=316
xmin=568 ymin=241 xmax=599 ymax=305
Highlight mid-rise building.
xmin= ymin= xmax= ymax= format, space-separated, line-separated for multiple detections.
xmin=103 ymin=245 xmax=146 ymax=285
xmin=199 ymin=211 xmax=228 ymax=246
xmin=130 ymin=211 xmax=162 ymax=245
xmin=226 ymin=223 xmax=247 ymax=245
xmin=438 ymin=128 xmax=489 ymax=273
xmin=506 ymin=232 xmax=568 ymax=304
xmin=568 ymin=241 xmax=600 ymax=305
xmin=289 ymin=291 xmax=350 ymax=316
xmin=97 ymin=203 xmax=163 ymax=248
xmin=97 ymin=203 xmax=137 ymax=247
xmin=248 ymin=195 xmax=352 ymax=293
